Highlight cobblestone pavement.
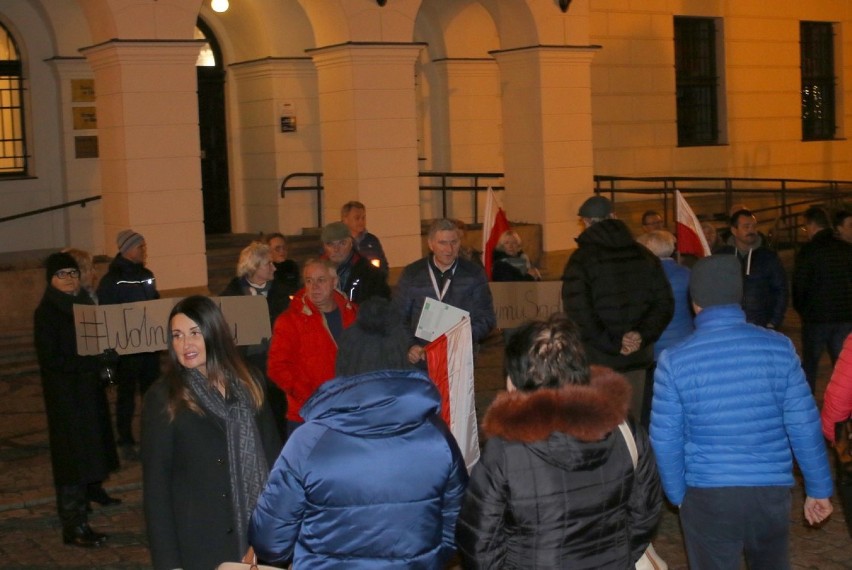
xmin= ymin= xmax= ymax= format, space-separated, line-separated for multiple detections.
xmin=1 ymin=310 xmax=849 ymax=569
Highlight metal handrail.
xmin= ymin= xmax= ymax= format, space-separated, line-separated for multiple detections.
xmin=0 ymin=195 xmax=102 ymax=225
xmin=418 ymin=171 xmax=505 ymax=223
xmin=280 ymin=172 xmax=324 ymax=227
xmin=593 ymin=174 xmax=852 ymax=250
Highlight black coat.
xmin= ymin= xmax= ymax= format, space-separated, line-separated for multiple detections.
xmin=337 ymin=252 xmax=391 ymax=304
xmin=33 ymin=286 xmax=119 ymax=486
xmin=456 ymin=368 xmax=661 ymax=569
xmin=561 ymin=219 xmax=674 ymax=371
xmin=792 ymin=229 xmax=852 ymax=323
xmin=141 ymin=378 xmax=282 ymax=570
xmin=96 ymin=254 xmax=159 ymax=304
xmin=272 ymin=259 xmax=300 ymax=322
xmin=714 ymin=245 xmax=787 ymax=328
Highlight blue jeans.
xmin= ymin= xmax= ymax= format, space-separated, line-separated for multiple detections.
xmin=680 ymin=486 xmax=791 ymax=570
xmin=801 ymin=322 xmax=852 ymax=392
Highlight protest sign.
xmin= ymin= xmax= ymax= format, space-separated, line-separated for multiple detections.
xmin=489 ymin=281 xmax=563 ymax=328
xmin=74 ymin=296 xmax=271 ymax=355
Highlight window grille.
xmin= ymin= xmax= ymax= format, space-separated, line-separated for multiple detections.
xmin=0 ymin=23 xmax=26 ymax=176
xmin=800 ymin=21 xmax=836 ymax=141
xmin=674 ymin=17 xmax=719 ymax=147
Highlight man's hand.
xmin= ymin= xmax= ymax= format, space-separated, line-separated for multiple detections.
xmin=620 ymin=331 xmax=642 ymax=355
xmin=803 ymin=497 xmax=833 ymax=525
xmin=408 ymin=345 xmax=425 ymax=364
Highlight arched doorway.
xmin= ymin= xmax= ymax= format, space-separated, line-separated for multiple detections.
xmin=195 ymin=19 xmax=230 ymax=234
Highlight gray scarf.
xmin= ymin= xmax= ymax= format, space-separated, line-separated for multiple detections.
xmin=186 ymin=368 xmax=269 ymax=555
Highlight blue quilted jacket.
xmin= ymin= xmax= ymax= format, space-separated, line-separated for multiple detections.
xmin=650 ymin=304 xmax=832 ymax=506
xmin=248 ymin=369 xmax=468 ymax=569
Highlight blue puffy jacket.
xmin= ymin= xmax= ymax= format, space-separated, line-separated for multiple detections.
xmin=650 ymin=304 xmax=833 ymax=506
xmin=654 ymin=258 xmax=694 ymax=359
xmin=248 ymin=369 xmax=469 ymax=569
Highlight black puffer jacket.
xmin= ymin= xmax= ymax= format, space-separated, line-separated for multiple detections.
xmin=792 ymin=229 xmax=852 ymax=323
xmin=561 ymin=219 xmax=674 ymax=371
xmin=456 ymin=368 xmax=662 ymax=569
xmin=96 ymin=254 xmax=159 ymax=304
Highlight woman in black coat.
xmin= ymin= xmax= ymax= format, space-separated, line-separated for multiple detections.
xmin=455 ymin=314 xmax=662 ymax=569
xmin=34 ymin=252 xmax=120 ymax=548
xmin=141 ymin=295 xmax=281 ymax=570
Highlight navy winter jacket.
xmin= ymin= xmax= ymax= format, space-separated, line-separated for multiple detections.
xmin=714 ymin=245 xmax=787 ymax=328
xmin=651 ymin=304 xmax=833 ymax=506
xmin=249 ymin=370 xmax=469 ymax=569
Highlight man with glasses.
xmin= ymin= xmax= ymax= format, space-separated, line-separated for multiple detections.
xmin=96 ymin=229 xmax=160 ymax=461
xmin=267 ymin=259 xmax=357 ymax=436
xmin=320 ymin=222 xmax=389 ymax=304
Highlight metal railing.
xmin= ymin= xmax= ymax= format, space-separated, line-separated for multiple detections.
xmin=418 ymin=171 xmax=504 ymax=224
xmin=280 ymin=172 xmax=324 ymax=227
xmin=0 ymin=195 xmax=102 ymax=225
xmin=593 ymin=175 xmax=852 ymax=249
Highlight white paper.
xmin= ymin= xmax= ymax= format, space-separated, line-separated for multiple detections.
xmin=415 ymin=297 xmax=469 ymax=342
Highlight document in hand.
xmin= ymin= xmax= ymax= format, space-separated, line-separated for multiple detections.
xmin=415 ymin=297 xmax=470 ymax=342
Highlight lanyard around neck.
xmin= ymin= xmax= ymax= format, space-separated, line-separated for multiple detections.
xmin=428 ymin=261 xmax=455 ymax=301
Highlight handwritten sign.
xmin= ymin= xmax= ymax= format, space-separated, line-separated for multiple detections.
xmin=489 ymin=281 xmax=564 ymax=328
xmin=74 ymin=296 xmax=271 ymax=356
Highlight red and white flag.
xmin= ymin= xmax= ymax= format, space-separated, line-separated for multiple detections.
xmin=425 ymin=317 xmax=480 ymax=470
xmin=675 ymin=190 xmax=711 ymax=258
xmin=482 ymin=187 xmax=510 ymax=280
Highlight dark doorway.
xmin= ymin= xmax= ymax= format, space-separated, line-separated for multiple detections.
xmin=196 ymin=20 xmax=231 ymax=234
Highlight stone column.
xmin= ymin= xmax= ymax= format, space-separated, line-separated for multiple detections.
xmin=81 ymin=40 xmax=206 ymax=291
xmin=492 ymin=45 xmax=599 ymax=252
xmin=309 ymin=43 xmax=425 ymax=268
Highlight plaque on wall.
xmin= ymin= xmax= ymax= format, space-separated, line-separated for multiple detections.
xmin=74 ymin=136 xmax=99 ymax=159
xmin=71 ymin=79 xmax=95 ymax=102
xmin=73 ymin=107 xmax=97 ymax=130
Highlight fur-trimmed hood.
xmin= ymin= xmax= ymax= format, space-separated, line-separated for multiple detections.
xmin=482 ymin=366 xmax=631 ymax=471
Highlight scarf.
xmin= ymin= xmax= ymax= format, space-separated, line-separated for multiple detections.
xmin=185 ymin=368 xmax=269 ymax=555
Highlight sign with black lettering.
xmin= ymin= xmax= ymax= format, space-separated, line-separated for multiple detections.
xmin=489 ymin=281 xmax=564 ymax=328
xmin=73 ymin=296 xmax=271 ymax=356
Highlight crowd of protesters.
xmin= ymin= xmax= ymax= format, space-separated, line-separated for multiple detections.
xmin=33 ymin=197 xmax=852 ymax=569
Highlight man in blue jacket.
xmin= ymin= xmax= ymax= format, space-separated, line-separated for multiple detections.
xmin=651 ymin=255 xmax=833 ymax=569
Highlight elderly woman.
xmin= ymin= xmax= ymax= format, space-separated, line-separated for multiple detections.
xmin=455 ymin=314 xmax=662 ymax=568
xmin=141 ymin=295 xmax=281 ymax=570
xmin=34 ymin=252 xmax=119 ymax=548
xmin=62 ymin=248 xmax=98 ymax=302
xmin=221 ymin=241 xmax=291 ymax=441
xmin=492 ymin=229 xmax=541 ymax=281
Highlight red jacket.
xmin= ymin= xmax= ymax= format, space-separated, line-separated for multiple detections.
xmin=267 ymin=289 xmax=357 ymax=422
xmin=822 ymin=333 xmax=852 ymax=442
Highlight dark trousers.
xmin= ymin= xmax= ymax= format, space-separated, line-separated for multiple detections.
xmin=680 ymin=486 xmax=791 ymax=570
xmin=115 ymin=353 xmax=160 ymax=445
xmin=801 ymin=322 xmax=852 ymax=392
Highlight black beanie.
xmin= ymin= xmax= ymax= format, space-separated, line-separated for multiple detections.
xmin=335 ymin=297 xmax=412 ymax=376
xmin=45 ymin=252 xmax=79 ymax=283
xmin=690 ymin=255 xmax=742 ymax=308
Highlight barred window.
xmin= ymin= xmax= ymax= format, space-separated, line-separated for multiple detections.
xmin=0 ymin=23 xmax=26 ymax=176
xmin=674 ymin=17 xmax=719 ymax=147
xmin=800 ymin=21 xmax=836 ymax=141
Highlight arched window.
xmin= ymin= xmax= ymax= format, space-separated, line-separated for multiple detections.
xmin=0 ymin=23 xmax=25 ymax=176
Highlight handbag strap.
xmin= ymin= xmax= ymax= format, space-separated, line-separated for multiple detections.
xmin=618 ymin=421 xmax=639 ymax=470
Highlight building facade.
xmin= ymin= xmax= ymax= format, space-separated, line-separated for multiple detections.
xmin=1 ymin=0 xmax=850 ymax=290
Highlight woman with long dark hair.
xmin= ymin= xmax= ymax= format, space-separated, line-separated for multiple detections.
xmin=141 ymin=295 xmax=281 ymax=570
xmin=456 ymin=313 xmax=662 ymax=568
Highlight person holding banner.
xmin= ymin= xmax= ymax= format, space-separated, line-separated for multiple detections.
xmin=141 ymin=295 xmax=281 ymax=570
xmin=394 ymin=218 xmax=496 ymax=365
xmin=456 ymin=314 xmax=662 ymax=568
xmin=249 ymin=297 xmax=468 ymax=567
xmin=34 ymin=252 xmax=120 ymax=548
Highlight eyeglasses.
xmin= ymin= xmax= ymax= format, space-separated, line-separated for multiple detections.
xmin=54 ymin=269 xmax=81 ymax=280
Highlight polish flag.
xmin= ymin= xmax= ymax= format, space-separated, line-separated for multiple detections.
xmin=482 ymin=187 xmax=511 ymax=280
xmin=675 ymin=190 xmax=711 ymax=258
xmin=425 ymin=317 xmax=480 ymax=470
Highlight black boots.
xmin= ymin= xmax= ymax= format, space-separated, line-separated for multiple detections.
xmin=87 ymin=483 xmax=122 ymax=507
xmin=62 ymin=523 xmax=107 ymax=548
xmin=57 ymin=484 xmax=109 ymax=548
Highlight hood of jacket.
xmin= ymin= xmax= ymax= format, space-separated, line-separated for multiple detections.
xmin=482 ymin=366 xmax=630 ymax=471
xmin=300 ymin=369 xmax=442 ymax=437
xmin=288 ymin=287 xmax=354 ymax=318
xmin=576 ymin=218 xmax=636 ymax=250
